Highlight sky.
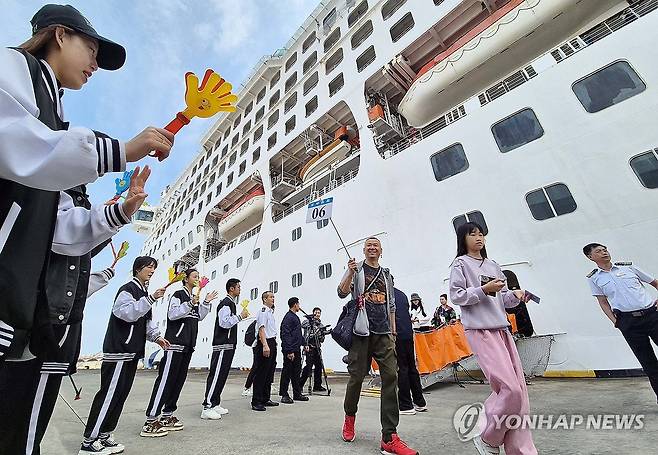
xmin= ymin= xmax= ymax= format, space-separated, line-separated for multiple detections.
xmin=1 ymin=0 xmax=320 ymax=354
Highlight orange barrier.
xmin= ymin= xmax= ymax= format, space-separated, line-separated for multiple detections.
xmin=413 ymin=322 xmax=473 ymax=374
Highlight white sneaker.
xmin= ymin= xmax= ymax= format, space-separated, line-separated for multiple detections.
xmin=399 ymin=408 xmax=417 ymax=415
xmin=213 ymin=405 xmax=229 ymax=415
xmin=473 ymin=435 xmax=500 ymax=454
xmin=78 ymin=440 xmax=114 ymax=454
xmin=99 ymin=435 xmax=125 ymax=454
xmin=200 ymin=407 xmax=222 ymax=420
xmin=414 ymin=405 xmax=428 ymax=412
xmin=242 ymin=388 xmax=252 ymax=396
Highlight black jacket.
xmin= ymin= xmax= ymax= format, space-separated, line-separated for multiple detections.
xmin=212 ymin=296 xmax=241 ymax=349
xmin=280 ymin=310 xmax=304 ymax=355
xmin=394 ymin=288 xmax=413 ymax=341
xmin=165 ymin=288 xmax=203 ymax=351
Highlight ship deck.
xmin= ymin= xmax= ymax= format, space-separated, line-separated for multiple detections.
xmin=45 ymin=370 xmax=658 ymax=454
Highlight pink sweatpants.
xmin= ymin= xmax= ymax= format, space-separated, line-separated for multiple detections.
xmin=465 ymin=328 xmax=538 ymax=455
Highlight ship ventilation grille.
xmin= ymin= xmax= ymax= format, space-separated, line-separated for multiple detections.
xmin=477 ymin=66 xmax=536 ymax=107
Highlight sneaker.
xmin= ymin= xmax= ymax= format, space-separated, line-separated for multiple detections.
xmin=414 ymin=405 xmax=428 ymax=412
xmin=139 ymin=420 xmax=169 ymax=438
xmin=473 ymin=435 xmax=500 ymax=455
xmin=99 ymin=435 xmax=124 ymax=454
xmin=241 ymin=388 xmax=252 ymax=397
xmin=399 ymin=408 xmax=417 ymax=416
xmin=78 ymin=440 xmax=113 ymax=454
xmin=160 ymin=416 xmax=184 ymax=431
xmin=200 ymin=407 xmax=222 ymax=420
xmin=380 ymin=433 xmax=418 ymax=455
xmin=342 ymin=415 xmax=356 ymax=442
xmin=212 ymin=405 xmax=229 ymax=415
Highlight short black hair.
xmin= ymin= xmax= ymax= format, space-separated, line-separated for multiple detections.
xmin=583 ymin=243 xmax=605 ymax=256
xmin=183 ymin=268 xmax=198 ymax=285
xmin=288 ymin=297 xmax=299 ymax=308
xmin=226 ymin=278 xmax=240 ymax=293
xmin=440 ymin=294 xmax=447 ymax=300
xmin=312 ymin=307 xmax=321 ymax=313
xmin=132 ymin=256 xmax=157 ymax=276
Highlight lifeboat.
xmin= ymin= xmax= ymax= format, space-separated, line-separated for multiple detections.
xmin=398 ymin=0 xmax=578 ymax=127
xmin=299 ymin=126 xmax=356 ymax=182
xmin=217 ymin=187 xmax=265 ymax=240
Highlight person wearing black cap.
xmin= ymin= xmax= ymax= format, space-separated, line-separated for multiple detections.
xmin=0 ymin=3 xmax=174 ymax=367
xmin=278 ymin=297 xmax=309 ymax=404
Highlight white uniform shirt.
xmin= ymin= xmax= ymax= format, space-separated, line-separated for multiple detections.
xmin=256 ymin=305 xmax=277 ymax=339
xmin=588 ymin=263 xmax=656 ymax=312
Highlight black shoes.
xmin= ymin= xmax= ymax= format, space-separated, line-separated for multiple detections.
xmin=264 ymin=400 xmax=279 ymax=407
xmin=280 ymin=396 xmax=294 ymax=404
xmin=313 ymin=386 xmax=327 ymax=392
xmin=251 ymin=404 xmax=266 ymax=411
xmin=293 ymin=395 xmax=309 ymax=402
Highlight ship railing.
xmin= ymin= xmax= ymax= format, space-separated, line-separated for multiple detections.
xmin=271 ymin=174 xmax=301 ymax=188
xmin=580 ymin=0 xmax=657 ymax=46
xmin=238 ymin=224 xmax=262 ymax=244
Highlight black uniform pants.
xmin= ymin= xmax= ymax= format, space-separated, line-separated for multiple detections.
xmin=395 ymin=337 xmax=426 ymax=411
xmin=244 ymin=355 xmax=256 ymax=389
xmin=84 ymin=359 xmax=139 ymax=441
xmin=146 ymin=350 xmax=193 ymax=420
xmin=0 ymin=359 xmax=65 ymax=455
xmin=203 ymin=348 xmax=235 ymax=408
xmin=251 ymin=338 xmax=277 ymax=406
xmin=279 ymin=349 xmax=302 ymax=398
xmin=301 ymin=347 xmax=324 ymax=390
xmin=617 ymin=308 xmax=658 ymax=400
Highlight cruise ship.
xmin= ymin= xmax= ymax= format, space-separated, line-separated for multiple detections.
xmin=134 ymin=0 xmax=658 ymax=376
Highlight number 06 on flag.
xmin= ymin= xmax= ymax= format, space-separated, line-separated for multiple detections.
xmin=306 ymin=197 xmax=333 ymax=224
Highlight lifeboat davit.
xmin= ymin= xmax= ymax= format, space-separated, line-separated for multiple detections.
xmin=299 ymin=126 xmax=356 ymax=182
xmin=398 ymin=0 xmax=578 ymax=127
xmin=217 ymin=188 xmax=265 ymax=240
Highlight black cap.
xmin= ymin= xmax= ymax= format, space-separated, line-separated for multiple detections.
xmin=30 ymin=4 xmax=125 ymax=70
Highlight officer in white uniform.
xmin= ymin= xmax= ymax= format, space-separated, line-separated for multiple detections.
xmin=584 ymin=243 xmax=658 ymax=402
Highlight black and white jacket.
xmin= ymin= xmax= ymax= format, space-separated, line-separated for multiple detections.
xmin=102 ymin=278 xmax=160 ymax=362
xmin=0 ymin=48 xmax=126 ymax=359
xmin=165 ymin=288 xmax=211 ymax=352
xmin=212 ymin=296 xmax=244 ymax=351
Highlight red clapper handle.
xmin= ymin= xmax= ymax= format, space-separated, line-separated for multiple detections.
xmin=150 ymin=112 xmax=190 ymax=161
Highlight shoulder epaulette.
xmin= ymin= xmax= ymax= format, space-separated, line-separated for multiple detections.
xmin=615 ymin=261 xmax=632 ymax=266
xmin=586 ymin=269 xmax=597 ymax=278
xmin=261 ymin=307 xmax=266 ymax=312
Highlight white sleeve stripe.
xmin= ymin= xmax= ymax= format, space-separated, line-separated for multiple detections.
xmin=103 ymin=138 xmax=110 ymax=175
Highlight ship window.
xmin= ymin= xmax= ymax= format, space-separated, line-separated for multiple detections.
xmin=285 ymin=116 xmax=296 ymax=135
xmin=252 ymin=147 xmax=261 ymax=164
xmin=356 ymin=45 xmax=376 ymax=73
xmin=198 ymin=201 xmax=203 ymax=212
xmin=572 ymin=61 xmax=645 ymax=113
xmin=244 ymin=100 xmax=253 ymax=115
xmin=491 ymin=108 xmax=544 ymax=153
xmin=316 ymin=219 xmax=329 ymax=229
xmin=452 ymin=211 xmax=489 ymax=236
xmin=323 ymin=8 xmax=337 ymax=32
xmin=221 ymin=145 xmax=229 ymax=158
xmin=195 ymin=175 xmax=201 ymax=185
xmin=285 ymin=73 xmax=297 ymax=93
xmin=227 ymin=172 xmax=234 ymax=186
xmin=351 ymin=20 xmax=373 ymax=49
xmin=212 ymin=155 xmax=219 ymax=167
xmin=231 ymin=134 xmax=240 ymax=147
xmin=303 ymin=52 xmax=317 ymax=74
xmin=250 ymin=288 xmax=259 ymax=300
xmin=306 ymin=96 xmax=318 ymax=117
xmin=167 ymin=249 xmax=171 ymax=257
xmin=256 ymin=86 xmax=266 ymax=104
xmin=229 ymin=152 xmax=237 ymax=166
xmin=284 ymin=92 xmax=298 ymax=113
xmin=270 ymin=70 xmax=281 ymax=89
xmin=430 ymin=143 xmax=469 ymax=182
xmin=302 ymin=32 xmax=316 ymax=54
xmin=241 ymin=139 xmax=250 ymax=156
xmin=223 ymin=130 xmax=230 ymax=141
xmin=223 ymin=264 xmax=229 ymax=274
xmin=348 ymin=1 xmax=368 ymax=28
xmin=197 ymin=225 xmax=203 ymax=233
xmin=526 ymin=183 xmax=577 ymax=220
xmin=189 ymin=209 xmax=195 ymax=221
xmin=236 ymin=257 xmax=243 ymax=268
xmin=304 ymin=72 xmax=319 ymax=95
xmin=216 ymin=182 xmax=223 ymax=196
xmin=211 ymin=271 xmax=217 ymax=280
xmin=181 ymin=237 xmax=186 ymax=249
xmin=206 ymin=193 xmax=211 ymax=204
xmin=239 ymin=160 xmax=246 ymax=176
xmin=292 ymin=272 xmax=303 ymax=288
xmin=268 ymin=110 xmax=280 ymax=129
xmin=382 ymin=0 xmax=406 ymax=20
xmin=630 ymin=150 xmax=658 ymax=189
xmin=233 ymin=115 xmax=241 ymax=129
xmin=242 ymin=120 xmax=252 ymax=137
xmin=271 ymin=238 xmax=279 ymax=251
xmin=209 ymin=173 xmax=216 ymax=186
xmin=324 ymin=28 xmax=341 ymax=53
xmin=269 ymin=281 xmax=279 ymax=294
xmin=185 ymin=200 xmax=191 ymax=209
xmin=188 ymin=231 xmax=194 ymax=243
xmin=255 ymin=106 xmax=265 ymax=123
xmin=200 ymin=182 xmax=207 ymax=194
xmin=253 ymin=248 xmax=261 ymax=260
xmin=329 ymin=73 xmax=344 ymax=97
xmin=286 ymin=52 xmax=297 ymax=72
xmin=390 ymin=12 xmax=414 ymax=43
xmin=268 ymin=133 xmax=277 ymax=150
xmin=326 ymin=48 xmax=344 ymax=75
xmin=218 ymin=163 xmax=226 ymax=177
xmin=319 ymin=263 xmax=332 ymax=280
xmin=254 ymin=125 xmax=264 ymax=142
xmin=292 ymin=226 xmax=302 ymax=241
xmin=269 ymin=90 xmax=280 ymax=109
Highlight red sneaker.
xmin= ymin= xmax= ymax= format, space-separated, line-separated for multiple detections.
xmin=342 ymin=415 xmax=356 ymax=442
xmin=380 ymin=433 xmax=418 ymax=455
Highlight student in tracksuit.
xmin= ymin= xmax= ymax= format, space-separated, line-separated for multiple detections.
xmin=0 ymin=4 xmax=173 ymax=363
xmin=143 ymin=269 xmax=218 ymax=433
xmin=449 ymin=222 xmax=536 ymax=455
xmin=81 ymin=257 xmax=169 ymax=454
xmin=202 ymin=278 xmax=249 ymax=419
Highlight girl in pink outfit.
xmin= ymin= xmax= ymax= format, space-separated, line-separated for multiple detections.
xmin=449 ymin=222 xmax=537 ymax=455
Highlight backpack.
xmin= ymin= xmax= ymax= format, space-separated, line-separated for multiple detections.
xmin=244 ymin=320 xmax=257 ymax=346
